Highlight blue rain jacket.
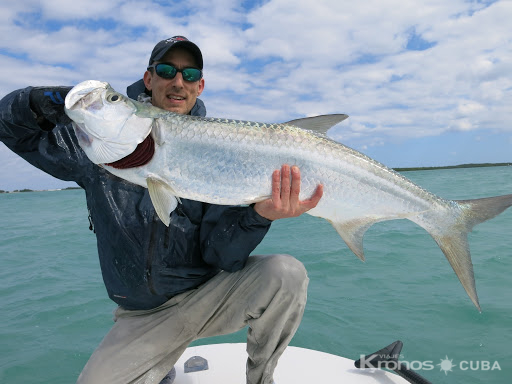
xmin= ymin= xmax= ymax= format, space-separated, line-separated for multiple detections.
xmin=0 ymin=86 xmax=272 ymax=310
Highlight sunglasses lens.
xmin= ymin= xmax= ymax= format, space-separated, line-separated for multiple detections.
xmin=155 ymin=64 xmax=177 ymax=79
xmin=152 ymin=64 xmax=202 ymax=82
xmin=182 ymin=68 xmax=202 ymax=82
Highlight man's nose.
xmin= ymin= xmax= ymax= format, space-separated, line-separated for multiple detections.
xmin=170 ymin=72 xmax=184 ymax=87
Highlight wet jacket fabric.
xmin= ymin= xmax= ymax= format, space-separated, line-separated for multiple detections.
xmin=0 ymin=87 xmax=272 ymax=310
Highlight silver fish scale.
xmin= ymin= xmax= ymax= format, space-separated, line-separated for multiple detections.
xmin=65 ymin=80 xmax=512 ymax=311
xmin=147 ymin=113 xmax=450 ymax=223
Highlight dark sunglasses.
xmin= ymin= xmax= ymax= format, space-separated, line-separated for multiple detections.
xmin=147 ymin=63 xmax=203 ymax=82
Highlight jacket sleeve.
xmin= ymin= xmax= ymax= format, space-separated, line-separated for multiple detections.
xmin=0 ymin=87 xmax=91 ymax=185
xmin=200 ymin=203 xmax=272 ymax=272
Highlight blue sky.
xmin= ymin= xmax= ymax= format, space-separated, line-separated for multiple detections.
xmin=0 ymin=0 xmax=511 ymax=190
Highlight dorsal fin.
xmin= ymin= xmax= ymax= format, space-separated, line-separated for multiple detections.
xmin=284 ymin=114 xmax=348 ymax=135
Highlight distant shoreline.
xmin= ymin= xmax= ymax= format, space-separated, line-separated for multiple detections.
xmin=0 ymin=187 xmax=82 ymax=194
xmin=1 ymin=163 xmax=511 ymax=193
xmin=393 ymin=162 xmax=512 ymax=172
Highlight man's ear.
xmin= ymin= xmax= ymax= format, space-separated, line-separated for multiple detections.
xmin=143 ymin=71 xmax=153 ymax=91
xmin=197 ymin=78 xmax=205 ymax=97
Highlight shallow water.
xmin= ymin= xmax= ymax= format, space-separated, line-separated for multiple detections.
xmin=1 ymin=166 xmax=511 ymax=383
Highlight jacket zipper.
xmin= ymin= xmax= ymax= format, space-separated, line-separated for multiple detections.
xmin=146 ymin=214 xmax=159 ymax=295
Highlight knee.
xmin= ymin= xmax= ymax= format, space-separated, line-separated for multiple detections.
xmin=259 ymin=254 xmax=309 ymax=296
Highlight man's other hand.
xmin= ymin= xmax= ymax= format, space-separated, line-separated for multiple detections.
xmin=253 ymin=165 xmax=323 ymax=221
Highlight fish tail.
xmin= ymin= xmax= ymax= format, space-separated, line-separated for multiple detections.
xmin=428 ymin=194 xmax=512 ymax=312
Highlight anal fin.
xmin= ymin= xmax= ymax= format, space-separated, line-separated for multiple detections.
xmin=331 ymin=218 xmax=385 ymax=262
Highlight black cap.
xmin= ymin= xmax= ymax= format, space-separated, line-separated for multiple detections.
xmin=148 ymin=36 xmax=203 ymax=69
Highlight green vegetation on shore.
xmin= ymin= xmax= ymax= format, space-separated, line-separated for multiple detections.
xmin=394 ymin=162 xmax=512 ymax=172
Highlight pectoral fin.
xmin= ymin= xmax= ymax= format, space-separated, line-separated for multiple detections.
xmin=147 ymin=177 xmax=180 ymax=226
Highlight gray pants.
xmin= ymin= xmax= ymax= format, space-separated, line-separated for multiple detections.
xmin=76 ymin=254 xmax=309 ymax=384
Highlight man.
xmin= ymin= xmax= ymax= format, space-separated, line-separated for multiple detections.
xmin=0 ymin=36 xmax=322 ymax=384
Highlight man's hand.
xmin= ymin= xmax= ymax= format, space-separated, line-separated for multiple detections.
xmin=253 ymin=165 xmax=323 ymax=221
xmin=29 ymin=87 xmax=72 ymax=130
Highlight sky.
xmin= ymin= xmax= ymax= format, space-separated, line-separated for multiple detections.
xmin=0 ymin=0 xmax=511 ymax=191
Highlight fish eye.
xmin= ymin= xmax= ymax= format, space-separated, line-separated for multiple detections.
xmin=107 ymin=93 xmax=122 ymax=102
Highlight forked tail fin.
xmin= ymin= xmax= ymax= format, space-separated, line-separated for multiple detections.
xmin=429 ymin=194 xmax=512 ymax=311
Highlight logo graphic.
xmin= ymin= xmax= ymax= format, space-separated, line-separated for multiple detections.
xmin=438 ymin=356 xmax=456 ymax=375
xmin=166 ymin=36 xmax=188 ymax=44
xmin=358 ymin=353 xmax=501 ymax=377
xmin=44 ymin=91 xmax=65 ymax=105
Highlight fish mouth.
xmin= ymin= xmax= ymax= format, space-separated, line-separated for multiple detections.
xmin=65 ymin=80 xmax=109 ymax=112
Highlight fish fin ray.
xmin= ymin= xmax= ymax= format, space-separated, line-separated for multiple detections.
xmin=147 ymin=177 xmax=179 ymax=226
xmin=331 ymin=218 xmax=382 ymax=262
xmin=455 ymin=194 xmax=512 ymax=230
xmin=431 ymin=233 xmax=479 ymax=311
xmin=421 ymin=194 xmax=512 ymax=311
xmin=284 ymin=114 xmax=348 ymax=135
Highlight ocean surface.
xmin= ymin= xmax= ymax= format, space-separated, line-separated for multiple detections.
xmin=1 ymin=166 xmax=511 ymax=383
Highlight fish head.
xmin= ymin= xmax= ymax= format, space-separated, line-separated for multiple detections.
xmin=64 ymin=80 xmax=153 ymax=164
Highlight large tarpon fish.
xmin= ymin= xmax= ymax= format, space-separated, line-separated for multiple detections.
xmin=65 ymin=80 xmax=512 ymax=311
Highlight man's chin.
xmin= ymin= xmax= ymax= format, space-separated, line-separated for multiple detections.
xmin=165 ymin=102 xmax=189 ymax=114
xmin=160 ymin=104 xmax=184 ymax=114
xmin=152 ymin=99 xmax=190 ymax=114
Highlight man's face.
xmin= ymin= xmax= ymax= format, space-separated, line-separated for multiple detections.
xmin=143 ymin=47 xmax=205 ymax=114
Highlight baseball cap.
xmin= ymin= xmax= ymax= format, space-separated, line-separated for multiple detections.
xmin=148 ymin=36 xmax=203 ymax=69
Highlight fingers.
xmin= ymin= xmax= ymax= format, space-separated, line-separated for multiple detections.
xmin=276 ymin=164 xmax=320 ymax=214
xmin=280 ymin=164 xmax=291 ymax=207
xmin=302 ymin=184 xmax=323 ymax=210
xmin=289 ymin=166 xmax=301 ymax=207
xmin=271 ymin=164 xmax=294 ymax=210
xmin=254 ymin=164 xmax=323 ymax=221
xmin=271 ymin=168 xmax=281 ymax=205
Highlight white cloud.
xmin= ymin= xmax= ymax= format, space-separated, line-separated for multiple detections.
xmin=457 ymin=101 xmax=485 ymax=116
xmin=0 ymin=0 xmax=511 ymax=189
xmin=39 ymin=0 xmax=122 ymax=19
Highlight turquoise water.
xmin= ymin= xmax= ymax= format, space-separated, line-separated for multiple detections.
xmin=1 ymin=166 xmax=511 ymax=383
